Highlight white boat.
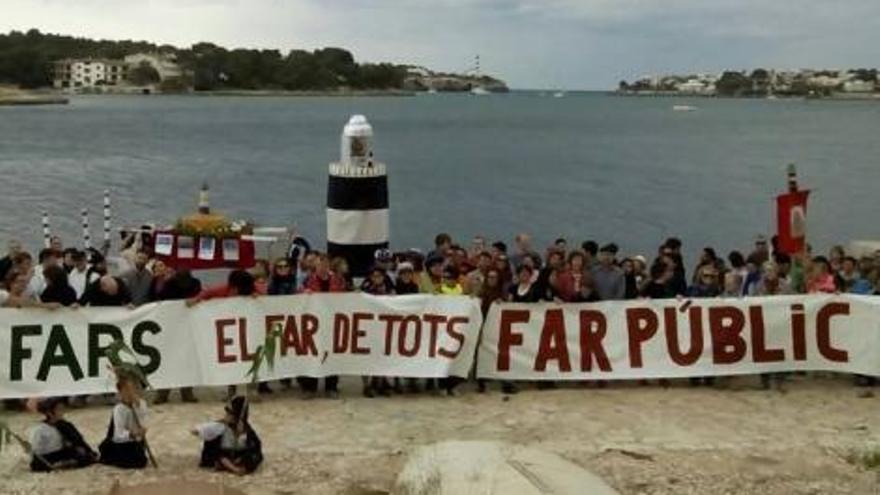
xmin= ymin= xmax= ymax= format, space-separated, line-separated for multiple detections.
xmin=672 ymin=105 xmax=697 ymax=112
xmin=471 ymin=86 xmax=490 ymax=96
xmin=553 ymin=91 xmax=565 ymax=98
xmin=427 ymin=88 xmax=438 ymax=94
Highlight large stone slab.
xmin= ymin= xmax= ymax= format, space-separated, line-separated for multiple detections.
xmin=394 ymin=441 xmax=619 ymax=495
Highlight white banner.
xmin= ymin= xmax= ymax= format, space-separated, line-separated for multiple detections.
xmin=477 ymin=295 xmax=880 ymax=380
xmin=0 ymin=294 xmax=482 ymax=399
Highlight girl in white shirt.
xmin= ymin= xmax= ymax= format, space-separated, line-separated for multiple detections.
xmin=98 ymin=372 xmax=149 ymax=469
xmin=191 ymin=396 xmax=263 ymax=475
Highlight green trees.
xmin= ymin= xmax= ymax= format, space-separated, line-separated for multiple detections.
xmin=0 ymin=29 xmax=409 ymax=91
xmin=127 ymin=61 xmax=160 ymax=86
xmin=715 ymin=71 xmax=752 ymax=96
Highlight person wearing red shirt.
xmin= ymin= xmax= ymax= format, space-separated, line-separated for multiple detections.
xmin=299 ymin=253 xmax=346 ymax=398
xmin=187 ymin=270 xmax=258 ymax=400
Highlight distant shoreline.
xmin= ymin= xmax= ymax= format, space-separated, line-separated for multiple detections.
xmin=614 ymin=90 xmax=880 ymax=101
xmin=0 ymin=88 xmax=68 ymax=106
xmin=191 ymin=89 xmax=417 ymax=98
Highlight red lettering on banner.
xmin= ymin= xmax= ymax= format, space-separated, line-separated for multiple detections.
xmin=215 ymin=318 xmax=236 ymax=363
xmin=579 ymin=310 xmax=611 ymax=371
xmin=665 ymin=307 xmax=703 ymax=366
xmin=333 ymin=314 xmax=349 ymax=353
xmin=238 ymin=318 xmax=257 ymax=362
xmin=351 ymin=312 xmax=373 ymax=355
xmin=534 ymin=309 xmax=571 ymax=372
xmin=709 ymin=306 xmax=746 ymax=364
xmin=439 ymin=317 xmax=467 ymax=359
xmin=280 ymin=316 xmax=301 ymax=356
xmin=498 ymin=309 xmax=529 ymax=371
xmin=424 ymin=314 xmax=445 ymax=358
xmin=379 ymin=314 xmax=402 ymax=355
xmin=398 ymin=315 xmax=422 ymax=357
xmin=626 ymin=308 xmax=657 ymax=368
xmin=790 ymin=304 xmax=807 ymax=361
xmin=749 ymin=306 xmax=785 ymax=363
xmin=817 ymin=303 xmax=849 ymax=362
xmin=301 ymin=314 xmax=319 ymax=356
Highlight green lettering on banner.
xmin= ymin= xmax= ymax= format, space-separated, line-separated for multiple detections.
xmin=37 ymin=325 xmax=84 ymax=381
xmin=133 ymin=321 xmax=162 ymax=374
xmin=88 ymin=324 xmax=123 ymax=377
xmin=10 ymin=325 xmax=41 ymax=381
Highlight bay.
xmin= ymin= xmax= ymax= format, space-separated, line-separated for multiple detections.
xmin=1 ymin=92 xmax=878 ymax=264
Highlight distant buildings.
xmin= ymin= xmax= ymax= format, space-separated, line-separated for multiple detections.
xmin=53 ymin=59 xmax=127 ymax=90
xmin=618 ymin=68 xmax=879 ymax=97
xmin=52 ymin=52 xmax=184 ymax=93
xmin=123 ymin=52 xmax=182 ymax=80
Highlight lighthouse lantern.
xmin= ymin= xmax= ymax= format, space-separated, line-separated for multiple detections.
xmin=341 ymin=115 xmax=374 ymax=168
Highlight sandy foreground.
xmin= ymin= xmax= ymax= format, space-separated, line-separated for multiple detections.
xmin=1 ymin=375 xmax=878 ymax=495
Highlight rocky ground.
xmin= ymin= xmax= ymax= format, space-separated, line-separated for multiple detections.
xmin=1 ymin=374 xmax=878 ymax=494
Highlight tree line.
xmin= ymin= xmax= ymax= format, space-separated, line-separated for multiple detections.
xmin=0 ymin=29 xmax=408 ymax=90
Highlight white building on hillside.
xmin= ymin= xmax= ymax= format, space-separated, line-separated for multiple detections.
xmin=676 ymin=78 xmax=716 ymax=95
xmin=842 ymin=79 xmax=875 ymax=92
xmin=124 ymin=52 xmax=182 ymax=80
xmin=53 ymin=59 xmax=127 ymax=90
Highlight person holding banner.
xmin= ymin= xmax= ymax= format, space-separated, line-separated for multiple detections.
xmin=39 ymin=265 xmax=78 ymax=307
xmin=300 ymin=254 xmax=346 ymax=398
xmin=556 ymin=251 xmax=600 ymax=303
xmin=0 ymin=239 xmax=23 ymax=282
xmin=188 ymin=269 xmax=259 ymax=400
xmin=419 ymin=255 xmax=445 ymax=294
xmin=478 ymin=268 xmax=518 ymax=395
xmin=806 ymin=256 xmax=837 ymax=294
xmin=508 ymin=264 xmax=541 ymax=303
xmin=1 ymin=269 xmax=59 ymax=309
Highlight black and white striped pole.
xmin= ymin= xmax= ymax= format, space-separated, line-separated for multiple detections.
xmin=326 ymin=115 xmax=389 ymax=278
xmin=102 ymin=190 xmax=111 ymax=248
xmin=42 ymin=211 xmax=51 ymax=248
xmin=81 ymin=208 xmax=91 ymax=249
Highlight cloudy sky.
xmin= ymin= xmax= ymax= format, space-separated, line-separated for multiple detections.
xmin=2 ymin=0 xmax=878 ymax=89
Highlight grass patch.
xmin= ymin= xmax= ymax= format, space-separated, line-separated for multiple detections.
xmin=846 ymin=447 xmax=880 ymax=470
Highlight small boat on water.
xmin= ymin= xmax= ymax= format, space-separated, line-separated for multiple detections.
xmin=553 ymin=91 xmax=565 ymax=98
xmin=470 ymin=86 xmax=490 ymax=96
xmin=672 ymin=105 xmax=697 ymax=112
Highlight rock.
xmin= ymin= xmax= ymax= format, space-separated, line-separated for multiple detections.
xmin=106 ymin=480 xmax=248 ymax=495
xmin=393 ymin=441 xmax=619 ymax=495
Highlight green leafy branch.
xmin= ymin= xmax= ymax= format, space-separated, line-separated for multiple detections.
xmin=105 ymin=338 xmax=151 ymax=391
xmin=1 ymin=415 xmax=55 ymax=469
xmin=246 ymin=323 xmax=283 ymax=385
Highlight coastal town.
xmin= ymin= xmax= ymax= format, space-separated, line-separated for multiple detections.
xmin=0 ymin=29 xmax=508 ymax=99
xmin=617 ymin=68 xmax=880 ymax=98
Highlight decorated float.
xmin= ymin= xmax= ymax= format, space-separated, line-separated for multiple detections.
xmin=151 ymin=184 xmax=257 ymax=270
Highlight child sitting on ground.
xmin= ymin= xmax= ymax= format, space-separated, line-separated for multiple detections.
xmin=98 ymin=371 xmax=149 ymax=469
xmin=29 ymin=397 xmax=98 ymax=472
xmin=191 ymin=396 xmax=263 ymax=475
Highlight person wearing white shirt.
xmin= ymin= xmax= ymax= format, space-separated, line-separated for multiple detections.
xmin=29 ymin=397 xmax=97 ymax=472
xmin=98 ymin=374 xmax=149 ymax=469
xmin=68 ymin=250 xmax=96 ymax=300
xmin=191 ymin=396 xmax=263 ymax=475
xmin=27 ymin=248 xmax=60 ymax=300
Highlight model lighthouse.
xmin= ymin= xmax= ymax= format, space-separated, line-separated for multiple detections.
xmin=326 ymin=115 xmax=390 ymax=278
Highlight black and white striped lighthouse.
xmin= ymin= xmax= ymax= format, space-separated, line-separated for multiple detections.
xmin=326 ymin=115 xmax=389 ymax=278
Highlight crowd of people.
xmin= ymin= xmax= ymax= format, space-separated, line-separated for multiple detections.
xmin=2 ymin=231 xmax=879 ymax=405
